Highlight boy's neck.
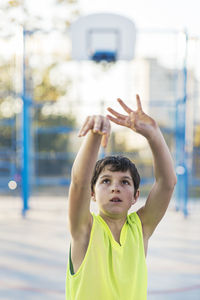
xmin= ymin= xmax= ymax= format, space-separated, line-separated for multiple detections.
xmin=99 ymin=212 xmax=127 ymax=230
xmin=99 ymin=213 xmax=127 ymax=245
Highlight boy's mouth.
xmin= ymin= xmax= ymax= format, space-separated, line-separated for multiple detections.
xmin=110 ymin=197 xmax=122 ymax=202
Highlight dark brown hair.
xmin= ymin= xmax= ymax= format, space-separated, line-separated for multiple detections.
xmin=91 ymin=156 xmax=140 ymax=196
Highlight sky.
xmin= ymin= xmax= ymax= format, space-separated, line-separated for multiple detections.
xmin=21 ymin=0 xmax=200 ymax=37
xmin=79 ymin=0 xmax=200 ymax=37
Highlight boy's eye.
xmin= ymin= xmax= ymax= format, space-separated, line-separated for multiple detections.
xmin=122 ymin=180 xmax=130 ymax=185
xmin=102 ymin=179 xmax=110 ymax=184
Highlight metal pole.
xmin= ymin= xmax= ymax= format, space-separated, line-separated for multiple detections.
xmin=175 ymin=31 xmax=188 ymax=216
xmin=183 ymin=31 xmax=189 ymax=216
xmin=22 ymin=29 xmax=30 ymax=216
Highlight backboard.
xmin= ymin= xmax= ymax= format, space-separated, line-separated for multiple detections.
xmin=70 ymin=13 xmax=136 ymax=62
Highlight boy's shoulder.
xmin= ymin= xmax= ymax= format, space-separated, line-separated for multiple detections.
xmin=127 ymin=211 xmax=143 ymax=228
xmin=127 ymin=211 xmax=139 ymax=220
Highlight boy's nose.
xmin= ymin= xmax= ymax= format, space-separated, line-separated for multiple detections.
xmin=111 ymin=184 xmax=120 ymax=193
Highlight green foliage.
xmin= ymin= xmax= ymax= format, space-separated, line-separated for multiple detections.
xmin=8 ymin=0 xmax=22 ymax=7
xmin=33 ymin=64 xmax=72 ymax=101
xmin=0 ymin=64 xmax=15 ymax=95
xmin=1 ymin=0 xmax=80 ymax=31
xmin=56 ymin=0 xmax=78 ymax=3
xmin=0 ymin=125 xmax=14 ymax=150
xmin=194 ymin=125 xmax=200 ymax=147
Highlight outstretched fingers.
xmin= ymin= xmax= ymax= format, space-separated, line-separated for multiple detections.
xmin=107 ymin=107 xmax=126 ymax=120
xmin=106 ymin=114 xmax=126 ymax=126
xmin=106 ymin=103 xmax=128 ymax=126
xmin=117 ymin=98 xmax=133 ymax=114
xmin=136 ymin=94 xmax=143 ymax=111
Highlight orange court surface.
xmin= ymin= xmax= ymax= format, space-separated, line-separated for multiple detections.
xmin=0 ymin=195 xmax=200 ymax=300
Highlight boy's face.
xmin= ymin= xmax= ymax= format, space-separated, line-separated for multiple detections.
xmin=92 ymin=165 xmax=139 ymax=218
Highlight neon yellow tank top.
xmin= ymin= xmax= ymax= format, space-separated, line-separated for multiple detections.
xmin=66 ymin=212 xmax=147 ymax=300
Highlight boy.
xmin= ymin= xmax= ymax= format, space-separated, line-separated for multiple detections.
xmin=66 ymin=95 xmax=177 ymax=299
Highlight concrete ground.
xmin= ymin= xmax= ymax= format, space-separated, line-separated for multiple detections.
xmin=0 ymin=196 xmax=200 ymax=300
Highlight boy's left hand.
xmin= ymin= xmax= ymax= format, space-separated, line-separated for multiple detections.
xmin=107 ymin=94 xmax=157 ymax=139
xmin=78 ymin=115 xmax=111 ymax=147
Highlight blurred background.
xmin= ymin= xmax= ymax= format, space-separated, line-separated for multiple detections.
xmin=0 ymin=0 xmax=200 ymax=212
xmin=0 ymin=0 xmax=200 ymax=299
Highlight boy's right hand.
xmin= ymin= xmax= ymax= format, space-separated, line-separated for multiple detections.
xmin=78 ymin=115 xmax=111 ymax=148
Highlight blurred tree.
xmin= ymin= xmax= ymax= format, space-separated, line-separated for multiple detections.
xmin=0 ymin=0 xmax=81 ymax=182
xmin=194 ymin=125 xmax=200 ymax=147
xmin=0 ymin=63 xmax=15 ymax=96
xmin=0 ymin=125 xmax=14 ymax=150
xmin=8 ymin=0 xmax=21 ymax=7
xmin=33 ymin=64 xmax=70 ymax=101
xmin=1 ymin=0 xmax=80 ymax=31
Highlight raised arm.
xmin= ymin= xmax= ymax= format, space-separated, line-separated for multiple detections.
xmin=107 ymin=95 xmax=177 ymax=239
xmin=68 ymin=115 xmax=110 ymax=237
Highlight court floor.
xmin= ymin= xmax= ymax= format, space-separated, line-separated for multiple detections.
xmin=0 ymin=196 xmax=200 ymax=300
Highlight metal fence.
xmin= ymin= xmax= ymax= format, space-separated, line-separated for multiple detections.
xmin=0 ymin=27 xmax=199 ymax=215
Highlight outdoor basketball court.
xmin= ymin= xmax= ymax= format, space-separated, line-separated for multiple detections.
xmin=0 ymin=196 xmax=199 ymax=300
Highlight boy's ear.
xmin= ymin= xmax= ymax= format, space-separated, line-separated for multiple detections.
xmin=91 ymin=191 xmax=96 ymax=202
xmin=132 ymin=190 xmax=140 ymax=204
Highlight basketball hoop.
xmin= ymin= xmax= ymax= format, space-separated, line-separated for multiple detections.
xmin=70 ymin=13 xmax=136 ymax=63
